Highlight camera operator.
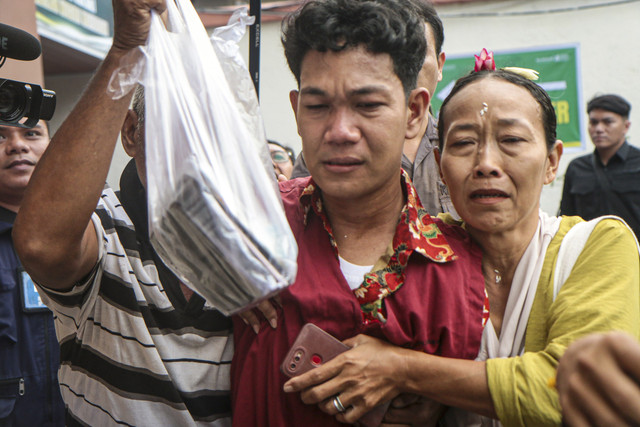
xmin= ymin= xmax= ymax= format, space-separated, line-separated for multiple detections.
xmin=0 ymin=120 xmax=64 ymax=426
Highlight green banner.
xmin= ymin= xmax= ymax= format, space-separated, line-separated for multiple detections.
xmin=434 ymin=45 xmax=584 ymax=151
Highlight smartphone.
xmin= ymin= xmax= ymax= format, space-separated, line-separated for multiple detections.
xmin=281 ymin=323 xmax=349 ymax=377
xmin=281 ymin=323 xmax=389 ymax=427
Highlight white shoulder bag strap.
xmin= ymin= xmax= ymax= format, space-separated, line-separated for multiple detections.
xmin=553 ymin=216 xmax=634 ymax=301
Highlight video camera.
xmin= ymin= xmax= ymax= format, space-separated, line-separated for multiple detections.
xmin=0 ymin=23 xmax=56 ymax=128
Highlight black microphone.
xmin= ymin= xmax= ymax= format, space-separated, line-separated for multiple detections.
xmin=0 ymin=23 xmax=41 ymax=61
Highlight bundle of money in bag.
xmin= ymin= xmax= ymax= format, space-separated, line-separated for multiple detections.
xmin=137 ymin=1 xmax=297 ymax=315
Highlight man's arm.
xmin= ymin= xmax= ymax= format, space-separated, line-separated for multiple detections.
xmin=14 ymin=0 xmax=166 ymax=290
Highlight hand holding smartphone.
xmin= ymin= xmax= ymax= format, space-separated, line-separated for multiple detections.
xmin=281 ymin=323 xmax=350 ymax=377
xmin=281 ymin=323 xmax=390 ymax=427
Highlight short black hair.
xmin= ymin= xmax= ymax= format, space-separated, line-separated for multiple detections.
xmin=587 ymin=94 xmax=631 ymax=119
xmin=409 ymin=0 xmax=444 ymax=54
xmin=438 ymin=70 xmax=557 ymax=152
xmin=281 ymin=0 xmax=426 ymax=99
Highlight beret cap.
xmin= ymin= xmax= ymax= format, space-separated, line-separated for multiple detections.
xmin=587 ymin=94 xmax=631 ymax=117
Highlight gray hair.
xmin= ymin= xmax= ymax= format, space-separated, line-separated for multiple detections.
xmin=132 ymin=85 xmax=145 ymax=130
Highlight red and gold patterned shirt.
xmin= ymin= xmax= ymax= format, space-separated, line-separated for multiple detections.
xmin=300 ymin=170 xmax=460 ymax=324
xmin=231 ymin=173 xmax=486 ymax=427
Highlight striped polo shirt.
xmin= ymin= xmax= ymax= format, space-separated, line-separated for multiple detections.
xmin=38 ymin=187 xmax=234 ymax=426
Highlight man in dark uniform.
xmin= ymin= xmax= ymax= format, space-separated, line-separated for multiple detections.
xmin=0 ymin=121 xmax=64 ymax=426
xmin=560 ymin=94 xmax=640 ymax=238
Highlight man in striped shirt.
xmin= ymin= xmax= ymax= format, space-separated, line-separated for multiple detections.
xmin=13 ymin=1 xmax=236 ymax=425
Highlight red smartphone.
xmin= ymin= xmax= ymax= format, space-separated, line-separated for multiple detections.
xmin=281 ymin=323 xmax=390 ymax=427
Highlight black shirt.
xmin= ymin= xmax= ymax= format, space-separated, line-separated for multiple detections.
xmin=560 ymin=141 xmax=640 ymax=237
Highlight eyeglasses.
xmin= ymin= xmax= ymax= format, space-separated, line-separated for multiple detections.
xmin=271 ymin=150 xmax=291 ymax=164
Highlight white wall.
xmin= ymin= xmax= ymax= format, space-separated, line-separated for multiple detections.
xmin=45 ymin=72 xmax=132 ymax=188
xmin=249 ymin=22 xmax=301 ymax=153
xmin=46 ymin=0 xmax=640 ymax=205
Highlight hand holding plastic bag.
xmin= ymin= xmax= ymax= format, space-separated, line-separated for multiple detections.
xmin=120 ymin=0 xmax=297 ymax=315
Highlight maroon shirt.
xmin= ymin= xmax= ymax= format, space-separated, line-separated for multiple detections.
xmin=231 ymin=174 xmax=485 ymax=426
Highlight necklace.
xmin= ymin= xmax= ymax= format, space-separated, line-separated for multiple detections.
xmin=482 ymin=263 xmax=503 ymax=285
xmin=494 ymin=269 xmax=502 ymax=285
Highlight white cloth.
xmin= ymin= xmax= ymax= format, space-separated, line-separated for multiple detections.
xmin=480 ymin=210 xmax=562 ymax=361
xmin=553 ymin=215 xmax=639 ymax=300
xmin=443 ymin=210 xmax=562 ymax=427
xmin=339 ymin=256 xmax=374 ymax=290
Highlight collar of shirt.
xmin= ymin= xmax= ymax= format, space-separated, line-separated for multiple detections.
xmin=299 ymin=169 xmax=457 ymax=324
xmin=401 ymin=114 xmax=439 ymax=176
xmin=119 ymin=159 xmax=149 ymax=239
xmin=425 ymin=113 xmax=439 ymax=148
xmin=0 ymin=205 xmax=16 ymax=234
xmin=595 ymin=140 xmax=631 ymax=165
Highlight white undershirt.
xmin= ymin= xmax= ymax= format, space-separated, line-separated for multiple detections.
xmin=339 ymin=256 xmax=374 ymax=290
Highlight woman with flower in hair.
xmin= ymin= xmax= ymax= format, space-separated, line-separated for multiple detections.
xmin=284 ymin=61 xmax=640 ymax=426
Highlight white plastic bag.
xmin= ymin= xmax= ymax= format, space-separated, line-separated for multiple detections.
xmin=134 ymin=0 xmax=297 ymax=315
xmin=210 ymin=9 xmax=273 ymax=175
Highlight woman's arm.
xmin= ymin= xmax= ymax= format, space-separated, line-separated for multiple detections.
xmin=487 ymin=218 xmax=640 ymax=426
xmin=284 ymin=219 xmax=640 ymax=426
xmin=283 ymin=334 xmax=496 ymax=425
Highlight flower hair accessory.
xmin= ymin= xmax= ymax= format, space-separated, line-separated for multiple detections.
xmin=474 ymin=48 xmax=540 ymax=81
xmin=474 ymin=48 xmax=495 ymax=72
xmin=503 ymin=66 xmax=539 ymax=81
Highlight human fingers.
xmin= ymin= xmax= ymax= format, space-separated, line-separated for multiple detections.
xmin=558 ymin=336 xmax=633 ymax=426
xmin=283 ymin=356 xmax=342 ymax=396
xmin=237 ymin=309 xmax=261 ymax=334
xmin=383 ymin=395 xmax=444 ymax=426
xmin=322 ymin=392 xmax=375 ymax=425
xmin=389 ymin=393 xmax=420 ymax=409
xmin=609 ymin=332 xmax=640 ymax=386
xmin=323 ymin=394 xmax=350 ymax=418
xmin=300 ymin=369 xmax=348 ymax=407
xmin=112 ymin=0 xmax=167 ymax=52
xmin=559 ymin=369 xmax=628 ymax=427
xmin=561 ymin=412 xmax=594 ymax=427
xmin=315 ymin=362 xmax=399 ymax=423
xmin=272 ymin=295 xmax=282 ymax=308
xmin=285 ymin=335 xmax=403 ymax=411
xmin=254 ymin=299 xmax=278 ymax=329
xmin=334 ymin=388 xmax=393 ymax=425
xmin=557 ymin=334 xmax=598 ymax=391
xmin=591 ymin=333 xmax=640 ymax=425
